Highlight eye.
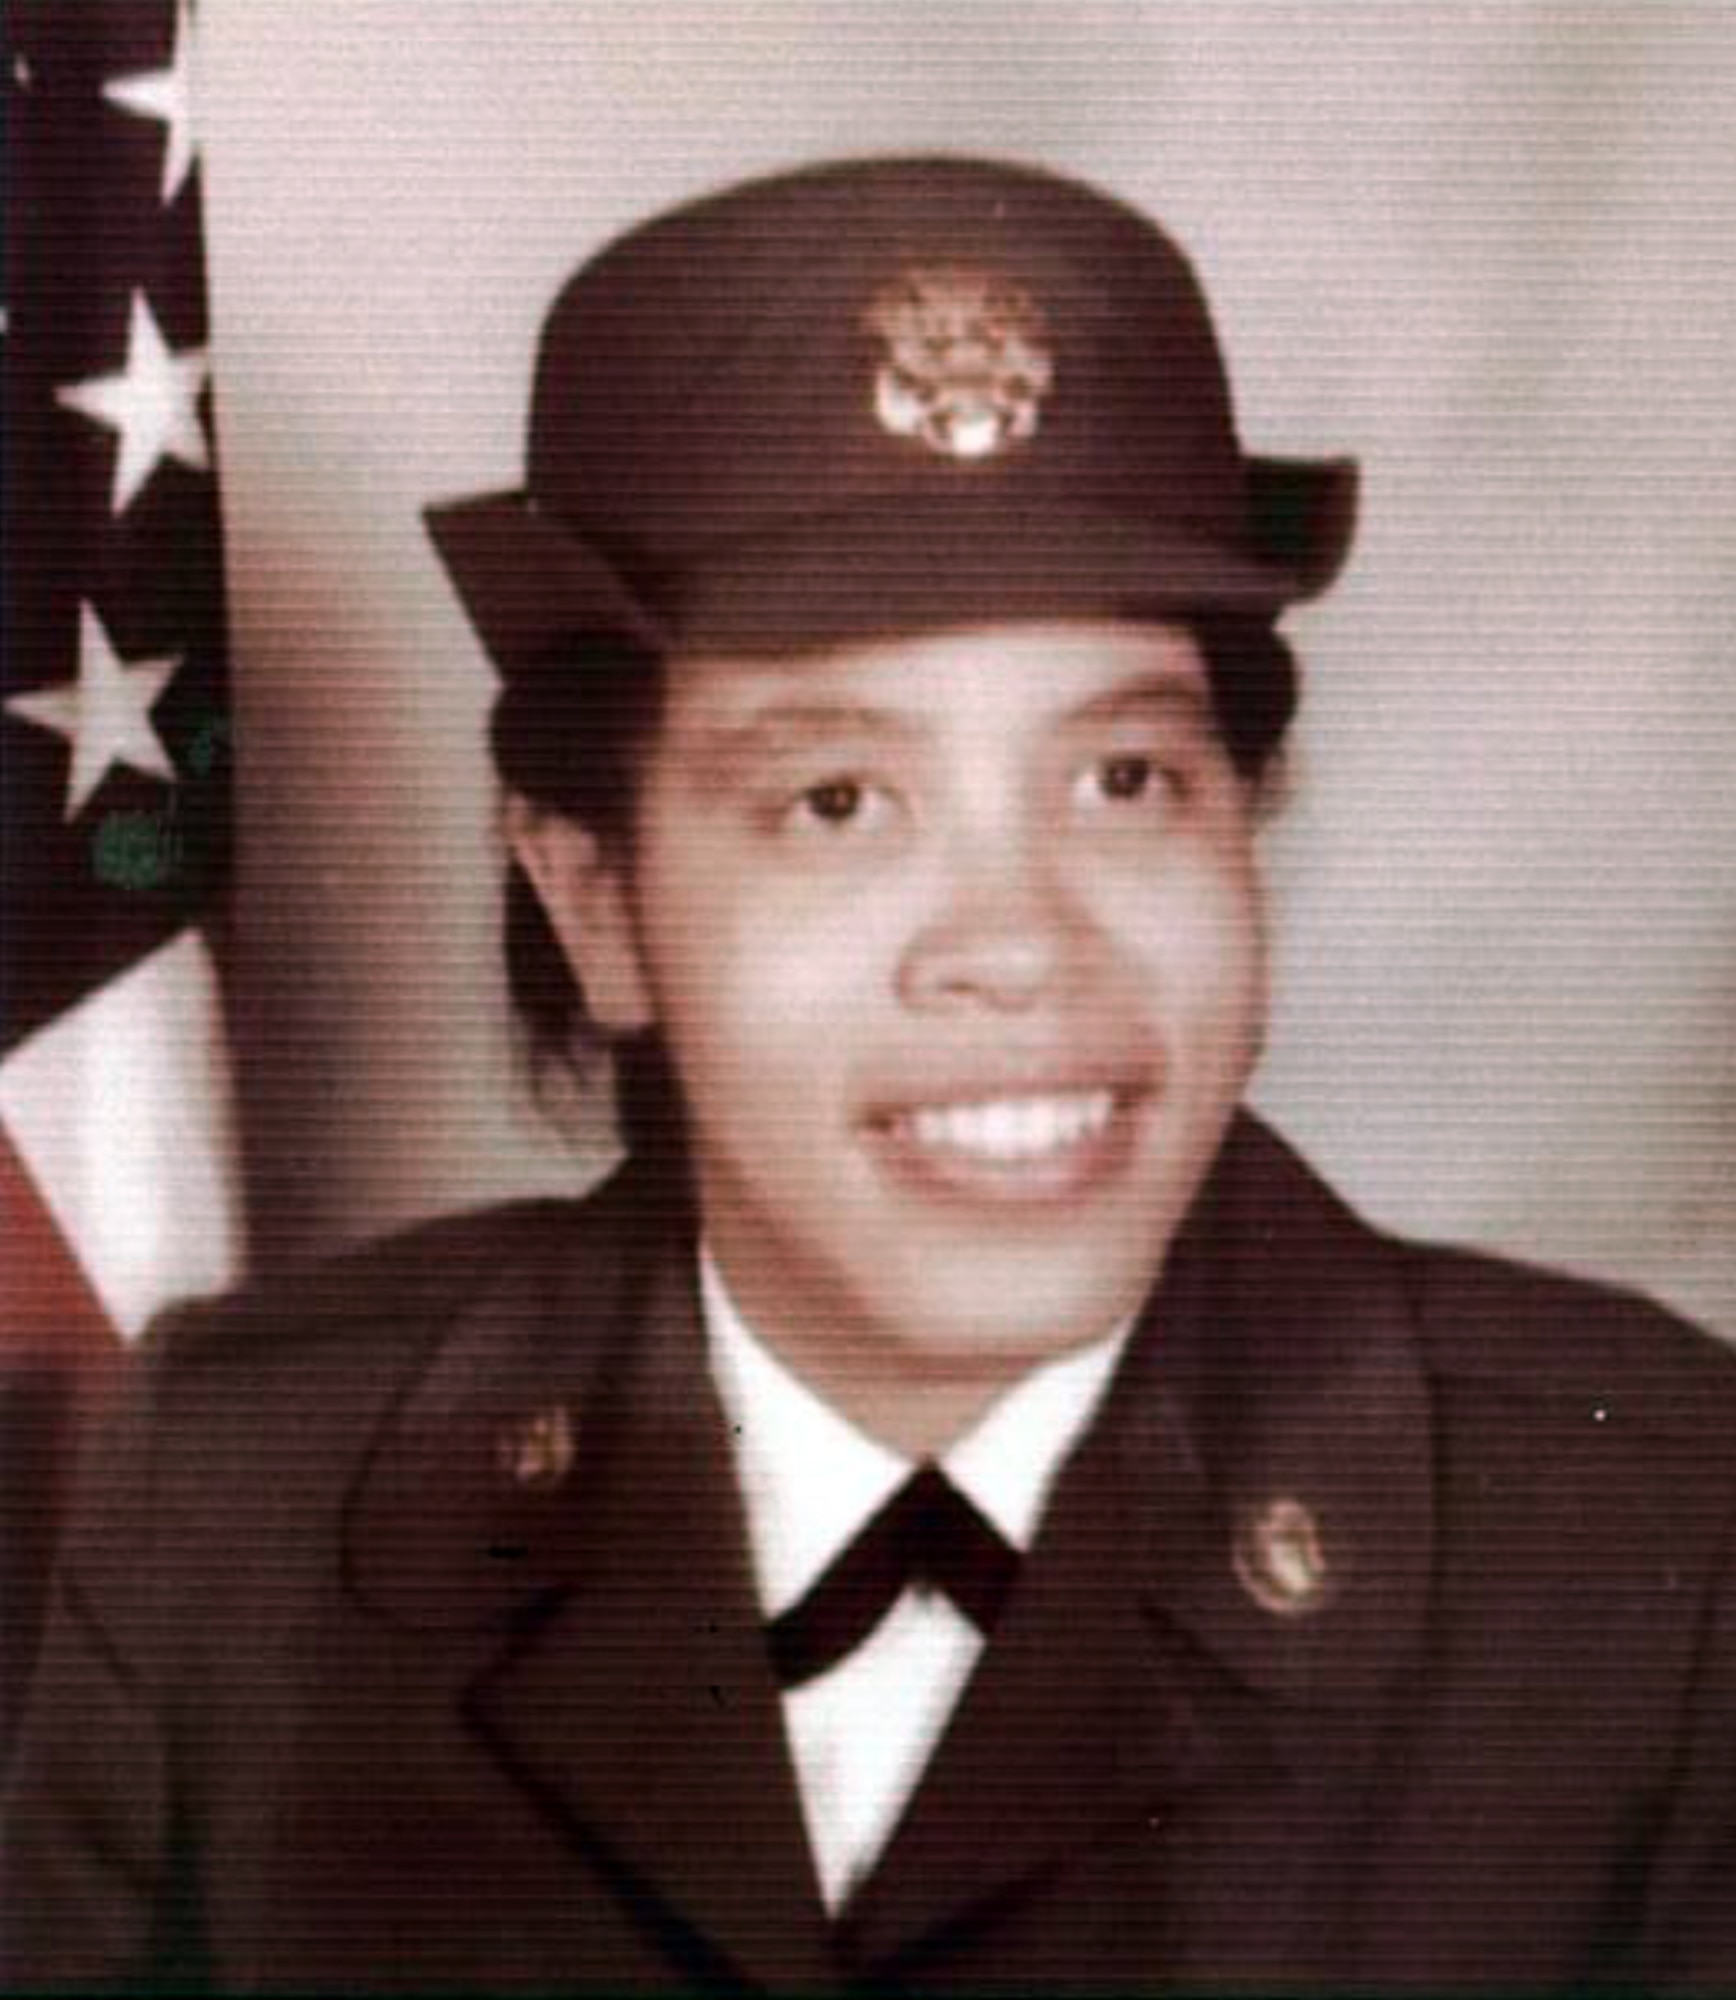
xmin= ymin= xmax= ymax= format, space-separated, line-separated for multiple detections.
xmin=796 ymin=776 xmax=868 ymax=825
xmin=1096 ymin=754 xmax=1158 ymax=802
xmin=777 ymin=773 xmax=900 ymax=838
xmin=1074 ymin=752 xmax=1181 ymax=812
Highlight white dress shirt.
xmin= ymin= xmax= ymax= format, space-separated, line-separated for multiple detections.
xmin=701 ymin=1248 xmax=1132 ymax=1912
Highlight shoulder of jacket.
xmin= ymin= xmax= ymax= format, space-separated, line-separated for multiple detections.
xmin=1402 ymin=1237 xmax=1736 ymax=1449
xmin=1226 ymin=1118 xmax=1736 ymax=1457
xmin=137 ymin=1162 xmax=647 ymax=1394
xmin=55 ymin=1162 xmax=665 ymax=1587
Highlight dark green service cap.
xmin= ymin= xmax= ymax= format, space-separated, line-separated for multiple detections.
xmin=425 ymin=155 xmax=1357 ymax=670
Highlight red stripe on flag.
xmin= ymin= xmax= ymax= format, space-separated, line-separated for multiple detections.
xmin=0 ymin=1124 xmax=124 ymax=1374
xmin=1 ymin=1125 xmax=125 ymax=1762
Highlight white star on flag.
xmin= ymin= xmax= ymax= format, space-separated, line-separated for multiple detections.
xmin=5 ymin=603 xmax=181 ymax=820
xmin=55 ymin=290 xmax=210 ymax=516
xmin=102 ymin=0 xmax=198 ymax=205
xmin=4 ymin=3 xmax=245 ymax=1754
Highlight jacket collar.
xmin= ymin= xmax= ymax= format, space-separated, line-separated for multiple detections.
xmin=346 ymin=1160 xmax=837 ymax=1990
xmin=834 ymin=1115 xmax=1434 ymax=1972
xmin=1113 ymin=1111 xmax=1436 ymax=1714
xmin=341 ymin=1157 xmax=662 ymax=1632
xmin=344 ymin=1117 xmax=1431 ymax=1666
xmin=340 ymin=1114 xmax=1434 ymax=1982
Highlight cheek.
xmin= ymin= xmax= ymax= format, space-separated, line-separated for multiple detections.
xmin=1095 ymin=843 xmax=1267 ymax=1020
xmin=629 ymin=860 xmax=857 ymax=1089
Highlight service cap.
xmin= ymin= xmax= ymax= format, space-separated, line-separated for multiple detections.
xmin=425 ymin=155 xmax=1356 ymax=669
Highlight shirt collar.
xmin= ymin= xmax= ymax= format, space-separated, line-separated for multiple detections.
xmin=700 ymin=1244 xmax=1133 ymax=1616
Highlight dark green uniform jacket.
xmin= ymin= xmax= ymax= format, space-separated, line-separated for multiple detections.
xmin=5 ymin=1116 xmax=1736 ymax=1994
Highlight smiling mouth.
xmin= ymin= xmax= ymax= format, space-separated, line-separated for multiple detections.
xmin=865 ymin=1082 xmax=1148 ymax=1205
xmin=899 ymin=1090 xmax=1117 ymax=1162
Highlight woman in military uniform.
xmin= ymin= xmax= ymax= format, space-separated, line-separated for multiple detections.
xmin=5 ymin=155 xmax=1735 ymax=1995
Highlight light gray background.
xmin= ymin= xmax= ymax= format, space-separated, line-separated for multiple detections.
xmin=198 ymin=1 xmax=1734 ymax=1338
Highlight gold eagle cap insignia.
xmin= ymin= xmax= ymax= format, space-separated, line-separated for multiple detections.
xmin=863 ymin=264 xmax=1054 ymax=462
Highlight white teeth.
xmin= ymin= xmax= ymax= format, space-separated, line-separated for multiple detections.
xmin=906 ymin=1091 xmax=1114 ymax=1161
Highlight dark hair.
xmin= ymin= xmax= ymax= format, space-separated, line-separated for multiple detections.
xmin=490 ymin=616 xmax=1298 ymax=1158
xmin=489 ymin=636 xmax=684 ymax=1163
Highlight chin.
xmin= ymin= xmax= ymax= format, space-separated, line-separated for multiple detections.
xmin=853 ymin=1232 xmax=1168 ymax=1376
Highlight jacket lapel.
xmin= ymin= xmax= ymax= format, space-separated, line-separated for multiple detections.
xmin=343 ymin=1168 xmax=836 ymax=1993
xmin=340 ymin=1117 xmax=1436 ymax=1986
xmin=834 ymin=1375 xmax=1277 ymax=1977
xmin=839 ymin=1114 xmax=1438 ymax=1980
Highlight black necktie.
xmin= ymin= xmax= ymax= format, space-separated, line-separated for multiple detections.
xmin=766 ymin=1464 xmax=1020 ymax=1689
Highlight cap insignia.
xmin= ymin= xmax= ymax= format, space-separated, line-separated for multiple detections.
xmin=863 ymin=264 xmax=1054 ymax=462
xmin=1233 ymin=1496 xmax=1334 ymax=1619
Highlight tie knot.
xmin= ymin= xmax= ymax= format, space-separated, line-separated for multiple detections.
xmin=885 ymin=1461 xmax=976 ymax=1556
xmin=767 ymin=1464 xmax=1019 ymax=1689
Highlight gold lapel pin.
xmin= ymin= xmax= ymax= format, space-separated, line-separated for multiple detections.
xmin=495 ymin=1404 xmax=575 ymax=1492
xmin=1233 ymin=1496 xmax=1333 ymax=1619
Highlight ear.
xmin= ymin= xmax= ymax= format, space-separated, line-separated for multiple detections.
xmin=505 ymin=796 xmax=655 ymax=1034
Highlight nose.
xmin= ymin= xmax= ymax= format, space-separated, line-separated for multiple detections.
xmin=896 ymin=838 xmax=1086 ymax=1015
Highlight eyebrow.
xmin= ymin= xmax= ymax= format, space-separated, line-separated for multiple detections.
xmin=675 ymin=701 xmax=927 ymax=769
xmin=676 ymin=667 xmax=1216 ymax=769
xmin=672 ymin=700 xmax=928 ymax=776
xmin=1059 ymin=674 xmax=1216 ymax=730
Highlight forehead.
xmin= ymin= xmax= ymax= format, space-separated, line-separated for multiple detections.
xmin=659 ymin=619 xmax=1211 ymax=741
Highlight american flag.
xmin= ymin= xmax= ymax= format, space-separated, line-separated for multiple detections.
xmin=2 ymin=0 xmax=243 ymax=1762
